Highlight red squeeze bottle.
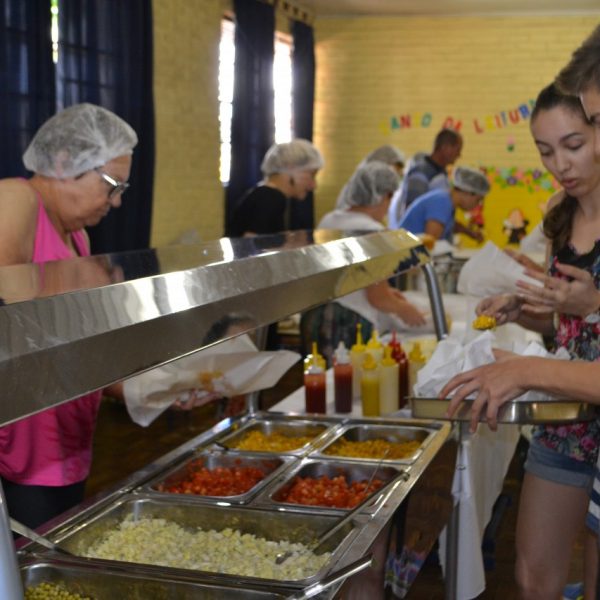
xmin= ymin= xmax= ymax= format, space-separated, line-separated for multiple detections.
xmin=388 ymin=331 xmax=409 ymax=409
xmin=304 ymin=342 xmax=326 ymax=414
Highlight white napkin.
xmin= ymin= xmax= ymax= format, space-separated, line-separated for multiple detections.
xmin=457 ymin=241 xmax=542 ymax=297
xmin=123 ymin=334 xmax=301 ymax=426
xmin=413 ymin=330 xmax=569 ymax=401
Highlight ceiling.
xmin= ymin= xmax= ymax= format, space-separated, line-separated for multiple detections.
xmin=299 ymin=0 xmax=600 ymax=17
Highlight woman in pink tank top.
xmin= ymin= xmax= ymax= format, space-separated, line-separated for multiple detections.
xmin=0 ymin=103 xmax=137 ymax=529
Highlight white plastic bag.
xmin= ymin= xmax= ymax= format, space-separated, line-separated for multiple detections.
xmin=413 ymin=330 xmax=569 ymax=401
xmin=123 ymin=334 xmax=301 ymax=426
xmin=457 ymin=241 xmax=542 ymax=297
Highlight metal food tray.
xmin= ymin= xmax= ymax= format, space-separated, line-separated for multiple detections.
xmin=312 ymin=423 xmax=434 ymax=464
xmin=254 ymin=458 xmax=404 ymax=514
xmin=410 ymin=397 xmax=600 ymax=424
xmin=140 ymin=449 xmax=296 ymax=504
xmin=45 ymin=495 xmax=357 ymax=589
xmin=215 ymin=417 xmax=338 ymax=455
xmin=20 ymin=555 xmax=289 ymax=599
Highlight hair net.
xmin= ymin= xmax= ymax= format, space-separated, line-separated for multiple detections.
xmin=260 ymin=139 xmax=324 ymax=176
xmin=453 ymin=166 xmax=490 ymax=196
xmin=23 ymin=103 xmax=138 ymax=179
xmin=337 ymin=161 xmax=400 ymax=208
xmin=363 ymin=145 xmax=405 ymax=167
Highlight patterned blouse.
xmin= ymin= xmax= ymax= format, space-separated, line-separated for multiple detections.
xmin=531 ymin=239 xmax=600 ymax=465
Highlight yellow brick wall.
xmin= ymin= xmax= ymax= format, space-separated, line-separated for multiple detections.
xmin=313 ymin=15 xmax=600 ymax=247
xmin=151 ymin=8 xmax=600 ymax=248
xmin=152 ymin=0 xmax=223 ymax=246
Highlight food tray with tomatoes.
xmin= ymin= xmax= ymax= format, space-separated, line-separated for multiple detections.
xmin=214 ymin=417 xmax=339 ymax=455
xmin=139 ymin=449 xmax=296 ymax=504
xmin=253 ymin=458 xmax=404 ymax=513
xmin=310 ymin=423 xmax=435 ymax=464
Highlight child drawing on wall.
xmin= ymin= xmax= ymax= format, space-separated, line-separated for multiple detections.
xmin=503 ymin=207 xmax=529 ymax=245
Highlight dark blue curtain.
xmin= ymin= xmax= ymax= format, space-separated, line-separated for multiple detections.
xmin=58 ymin=0 xmax=155 ymax=254
xmin=225 ymin=0 xmax=275 ymax=236
xmin=290 ymin=20 xmax=316 ymax=230
xmin=0 ymin=0 xmax=55 ymax=179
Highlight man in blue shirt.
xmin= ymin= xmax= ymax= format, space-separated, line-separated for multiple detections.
xmin=398 ymin=166 xmax=490 ymax=242
xmin=388 ymin=128 xmax=463 ymax=228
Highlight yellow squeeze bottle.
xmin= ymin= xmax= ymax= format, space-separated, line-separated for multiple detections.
xmin=408 ymin=341 xmax=426 ymax=398
xmin=379 ymin=346 xmax=399 ymax=415
xmin=361 ymin=353 xmax=380 ymax=417
xmin=365 ymin=329 xmax=384 ymax=363
xmin=350 ymin=324 xmax=367 ymax=401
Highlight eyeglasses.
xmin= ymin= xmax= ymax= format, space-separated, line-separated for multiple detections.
xmin=94 ymin=168 xmax=130 ymax=199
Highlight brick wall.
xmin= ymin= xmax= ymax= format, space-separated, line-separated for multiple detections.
xmin=151 ymin=7 xmax=599 ymax=247
xmin=152 ymin=0 xmax=223 ymax=247
xmin=313 ymin=15 xmax=600 ymax=245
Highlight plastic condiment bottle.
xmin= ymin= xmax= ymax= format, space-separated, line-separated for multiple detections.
xmin=365 ymin=329 xmax=384 ymax=363
xmin=407 ymin=341 xmax=426 ymax=399
xmin=350 ymin=324 xmax=367 ymax=401
xmin=304 ymin=342 xmax=326 ymax=414
xmin=388 ymin=331 xmax=409 ymax=408
xmin=333 ymin=341 xmax=353 ymax=413
xmin=360 ymin=353 xmax=380 ymax=417
xmin=379 ymin=346 xmax=399 ymax=415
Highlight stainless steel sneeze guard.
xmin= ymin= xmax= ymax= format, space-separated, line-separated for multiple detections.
xmin=0 ymin=229 xmax=429 ymax=427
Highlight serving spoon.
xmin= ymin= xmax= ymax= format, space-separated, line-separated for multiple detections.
xmin=10 ymin=517 xmax=73 ymax=556
xmin=275 ymin=454 xmax=401 ymax=566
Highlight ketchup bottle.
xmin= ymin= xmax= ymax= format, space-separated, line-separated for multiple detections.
xmin=304 ymin=342 xmax=326 ymax=414
xmin=333 ymin=341 xmax=353 ymax=413
xmin=388 ymin=331 xmax=409 ymax=408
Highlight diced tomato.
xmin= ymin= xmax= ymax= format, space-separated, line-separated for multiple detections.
xmin=156 ymin=459 xmax=266 ymax=496
xmin=280 ymin=474 xmax=384 ymax=508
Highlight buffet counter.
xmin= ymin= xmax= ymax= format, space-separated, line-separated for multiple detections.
xmin=273 ymin=291 xmax=541 ymax=600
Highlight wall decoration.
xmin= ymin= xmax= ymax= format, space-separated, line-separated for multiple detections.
xmin=482 ymin=166 xmax=559 ymax=193
xmin=503 ymin=208 xmax=530 ymax=245
xmin=381 ymin=99 xmax=536 ymax=136
xmin=506 ymin=136 xmax=515 ymax=152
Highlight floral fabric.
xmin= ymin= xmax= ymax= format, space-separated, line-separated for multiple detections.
xmin=531 ymin=240 xmax=600 ymax=465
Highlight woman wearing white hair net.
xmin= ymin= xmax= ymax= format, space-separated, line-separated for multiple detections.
xmin=0 ymin=103 xmax=137 ymax=529
xmin=335 ymin=144 xmax=405 ymax=209
xmin=398 ymin=165 xmax=490 ymax=243
xmin=229 ymin=138 xmax=324 ymax=237
xmin=302 ymin=161 xmax=426 ymax=365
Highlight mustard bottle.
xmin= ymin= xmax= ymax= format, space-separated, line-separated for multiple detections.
xmin=379 ymin=345 xmax=399 ymax=415
xmin=361 ymin=353 xmax=380 ymax=417
xmin=350 ymin=323 xmax=366 ymax=401
xmin=365 ymin=329 xmax=384 ymax=363
xmin=408 ymin=341 xmax=426 ymax=398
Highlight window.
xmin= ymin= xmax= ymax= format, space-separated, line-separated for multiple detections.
xmin=273 ymin=32 xmax=293 ymax=144
xmin=50 ymin=0 xmax=59 ymax=63
xmin=218 ymin=20 xmax=294 ymax=185
xmin=218 ymin=18 xmax=235 ymax=185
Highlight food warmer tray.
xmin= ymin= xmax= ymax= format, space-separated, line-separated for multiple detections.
xmin=310 ymin=422 xmax=437 ymax=465
xmin=252 ymin=457 xmax=405 ymax=515
xmin=20 ymin=554 xmax=291 ymax=599
xmin=410 ymin=397 xmax=599 ymax=424
xmin=214 ymin=416 xmax=341 ymax=455
xmin=40 ymin=495 xmax=358 ymax=590
xmin=139 ymin=448 xmax=297 ymax=505
xmin=15 ymin=412 xmax=451 ymax=594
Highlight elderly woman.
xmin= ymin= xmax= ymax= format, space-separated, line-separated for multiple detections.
xmin=335 ymin=144 xmax=405 ymax=209
xmin=228 ymin=138 xmax=324 ymax=237
xmin=302 ymin=161 xmax=425 ymax=364
xmin=0 ymin=103 xmax=137 ymax=529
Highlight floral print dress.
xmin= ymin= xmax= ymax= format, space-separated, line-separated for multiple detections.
xmin=531 ymin=240 xmax=600 ymax=465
